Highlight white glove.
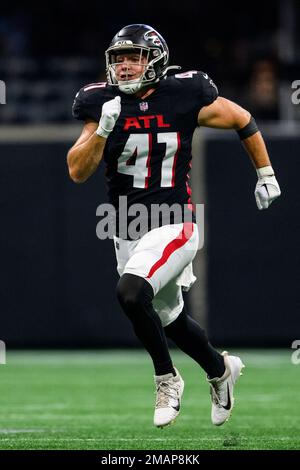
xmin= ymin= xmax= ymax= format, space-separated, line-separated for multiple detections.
xmin=255 ymin=166 xmax=281 ymax=210
xmin=96 ymin=96 xmax=121 ymax=138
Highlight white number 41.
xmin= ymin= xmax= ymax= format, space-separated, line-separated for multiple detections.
xmin=117 ymin=132 xmax=180 ymax=189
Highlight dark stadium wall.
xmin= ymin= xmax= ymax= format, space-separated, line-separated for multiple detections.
xmin=205 ymin=137 xmax=299 ymax=347
xmin=0 ymin=142 xmax=137 ymax=348
xmin=0 ymin=138 xmax=298 ymax=347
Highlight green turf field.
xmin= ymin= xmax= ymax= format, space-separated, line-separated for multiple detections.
xmin=0 ymin=349 xmax=299 ymax=450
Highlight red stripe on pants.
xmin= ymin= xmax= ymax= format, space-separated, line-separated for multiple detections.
xmin=146 ymin=223 xmax=194 ymax=279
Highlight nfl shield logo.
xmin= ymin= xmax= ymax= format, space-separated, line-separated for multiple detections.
xmin=139 ymin=102 xmax=148 ymax=112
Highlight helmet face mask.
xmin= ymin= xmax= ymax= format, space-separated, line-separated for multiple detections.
xmin=105 ymin=24 xmax=169 ymax=94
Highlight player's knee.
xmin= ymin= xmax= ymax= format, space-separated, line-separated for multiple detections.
xmin=164 ymin=307 xmax=190 ymax=338
xmin=116 ymin=273 xmax=154 ymax=311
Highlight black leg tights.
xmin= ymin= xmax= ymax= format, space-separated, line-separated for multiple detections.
xmin=116 ymin=273 xmax=175 ymax=376
xmin=164 ymin=306 xmax=225 ymax=378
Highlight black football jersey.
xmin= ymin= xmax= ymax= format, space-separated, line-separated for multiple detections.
xmin=72 ymin=71 xmax=218 ymax=236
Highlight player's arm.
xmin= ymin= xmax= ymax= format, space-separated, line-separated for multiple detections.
xmin=198 ymin=97 xmax=270 ymax=166
xmin=67 ymin=96 xmax=121 ymax=183
xmin=198 ymin=97 xmax=281 ymax=210
xmin=67 ymin=121 xmax=105 ymax=183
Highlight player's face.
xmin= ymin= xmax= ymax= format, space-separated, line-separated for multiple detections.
xmin=114 ymin=53 xmax=148 ymax=82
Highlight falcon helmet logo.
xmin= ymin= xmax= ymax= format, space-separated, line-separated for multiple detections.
xmin=139 ymin=101 xmax=149 ymax=112
xmin=144 ymin=30 xmax=162 ymax=47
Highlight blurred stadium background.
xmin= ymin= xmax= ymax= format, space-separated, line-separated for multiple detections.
xmin=0 ymin=0 xmax=300 ymax=451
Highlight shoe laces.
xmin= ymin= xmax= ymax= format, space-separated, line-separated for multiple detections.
xmin=155 ymin=379 xmax=179 ymax=408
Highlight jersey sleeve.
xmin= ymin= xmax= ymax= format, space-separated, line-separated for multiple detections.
xmin=190 ymin=70 xmax=218 ymax=107
xmin=72 ymin=84 xmax=107 ymax=122
xmin=198 ymin=71 xmax=218 ymax=106
xmin=174 ymin=70 xmax=219 ymax=109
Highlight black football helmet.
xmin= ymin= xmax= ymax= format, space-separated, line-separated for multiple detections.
xmin=105 ymin=24 xmax=171 ymax=94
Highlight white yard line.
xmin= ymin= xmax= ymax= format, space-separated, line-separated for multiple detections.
xmin=0 ymin=429 xmax=46 ymax=434
xmin=0 ymin=436 xmax=297 ymax=442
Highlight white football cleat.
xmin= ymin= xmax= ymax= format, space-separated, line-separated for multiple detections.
xmin=207 ymin=351 xmax=245 ymax=426
xmin=153 ymin=368 xmax=184 ymax=428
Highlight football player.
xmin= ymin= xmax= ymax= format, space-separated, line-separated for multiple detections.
xmin=67 ymin=24 xmax=281 ymax=428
